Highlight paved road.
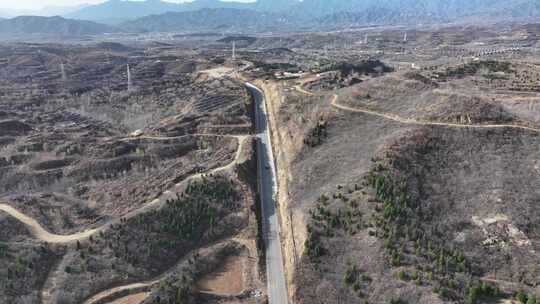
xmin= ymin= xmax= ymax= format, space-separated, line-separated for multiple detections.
xmin=246 ymin=83 xmax=289 ymax=304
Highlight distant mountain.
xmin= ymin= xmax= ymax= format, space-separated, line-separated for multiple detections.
xmin=317 ymin=7 xmax=443 ymax=27
xmin=180 ymin=0 xmax=297 ymax=12
xmin=122 ymin=8 xmax=290 ymax=32
xmin=66 ymin=0 xmax=299 ymax=24
xmin=296 ymin=0 xmax=538 ymax=20
xmin=66 ymin=0 xmax=183 ymax=24
xmin=252 ymin=0 xmax=298 ymax=12
xmin=65 ymin=0 xmax=539 ymax=27
xmin=0 ymin=4 xmax=88 ymax=18
xmin=39 ymin=4 xmax=91 ymax=16
xmin=0 ymin=16 xmax=117 ymax=36
xmin=507 ymin=1 xmax=540 ymax=19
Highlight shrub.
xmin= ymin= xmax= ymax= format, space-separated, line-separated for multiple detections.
xmin=516 ymin=291 xmax=528 ymax=303
xmin=343 ymin=264 xmax=359 ymax=287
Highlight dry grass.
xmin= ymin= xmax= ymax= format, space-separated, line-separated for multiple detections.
xmin=196 ymin=253 xmax=245 ymax=295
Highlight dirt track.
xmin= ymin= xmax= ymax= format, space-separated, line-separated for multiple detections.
xmin=293 ymin=77 xmax=540 ymax=134
xmin=0 ymin=135 xmax=248 ymax=244
xmin=82 ymin=282 xmax=156 ymax=304
xmin=330 ymin=94 xmax=540 ymax=133
xmin=34 ymin=134 xmax=248 ymax=304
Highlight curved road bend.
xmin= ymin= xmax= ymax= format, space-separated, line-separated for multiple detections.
xmin=245 ymin=83 xmax=289 ymax=304
xmin=0 ymin=135 xmax=247 ymax=244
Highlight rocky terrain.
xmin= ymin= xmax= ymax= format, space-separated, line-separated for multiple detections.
xmin=0 ymin=16 xmax=539 ymax=304
xmin=250 ymin=22 xmax=540 ymax=304
xmin=0 ymin=41 xmax=264 ymax=304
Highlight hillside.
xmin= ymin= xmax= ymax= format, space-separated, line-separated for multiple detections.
xmin=0 ymin=4 xmax=88 ymax=18
xmin=61 ymin=0 xmax=539 ymax=27
xmin=507 ymin=1 xmax=540 ymax=19
xmin=0 ymin=16 xmax=116 ymax=36
xmin=122 ymin=8 xmax=289 ymax=33
xmin=250 ymin=25 xmax=540 ymax=304
xmin=317 ymin=7 xmax=443 ymax=27
xmin=293 ymin=0 xmax=534 ymax=19
xmin=0 ymin=41 xmax=262 ymax=304
xmin=66 ymin=0 xmax=297 ymax=24
xmin=66 ymin=0 xmax=185 ymax=24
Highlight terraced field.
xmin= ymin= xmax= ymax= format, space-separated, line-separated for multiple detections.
xmin=0 ymin=42 xmax=264 ymax=304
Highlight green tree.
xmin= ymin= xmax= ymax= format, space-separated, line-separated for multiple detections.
xmin=517 ymin=291 xmax=528 ymax=304
xmin=467 ymin=286 xmax=479 ymax=304
xmin=398 ymin=270 xmax=407 ymax=281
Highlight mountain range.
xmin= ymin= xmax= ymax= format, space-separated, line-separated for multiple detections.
xmin=65 ymin=0 xmax=296 ymax=24
xmin=0 ymin=15 xmax=116 ymax=36
xmin=62 ymin=0 xmax=539 ymax=24
xmin=0 ymin=0 xmax=538 ymax=37
xmin=121 ymin=8 xmax=291 ymax=33
xmin=0 ymin=4 xmax=89 ymax=18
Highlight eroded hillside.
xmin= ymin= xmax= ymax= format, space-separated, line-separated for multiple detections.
xmin=256 ymin=25 xmax=540 ymax=304
xmin=0 ymin=42 xmax=265 ymax=304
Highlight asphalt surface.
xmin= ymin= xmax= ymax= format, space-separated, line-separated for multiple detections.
xmin=246 ymin=83 xmax=289 ymax=304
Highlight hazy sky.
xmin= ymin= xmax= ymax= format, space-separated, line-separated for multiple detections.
xmin=1 ymin=0 xmax=253 ymax=10
xmin=1 ymin=0 xmax=98 ymax=10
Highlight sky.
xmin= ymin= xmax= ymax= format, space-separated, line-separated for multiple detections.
xmin=0 ymin=0 xmax=253 ymax=11
xmin=2 ymin=0 xmax=108 ymax=10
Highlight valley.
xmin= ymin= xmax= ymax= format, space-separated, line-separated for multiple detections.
xmin=0 ymin=10 xmax=539 ymax=304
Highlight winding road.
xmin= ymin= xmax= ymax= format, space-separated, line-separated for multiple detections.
xmin=0 ymin=134 xmax=247 ymax=304
xmin=294 ymin=77 xmax=540 ymax=134
xmin=0 ymin=134 xmax=247 ymax=244
xmin=246 ymin=83 xmax=289 ymax=304
xmin=0 ymin=204 xmax=98 ymax=243
xmin=82 ymin=282 xmax=155 ymax=304
xmin=76 ymin=86 xmax=289 ymax=303
xmin=330 ymin=94 xmax=540 ymax=133
xmin=0 ymin=82 xmax=291 ymax=304
xmin=0 ymin=82 xmax=291 ymax=303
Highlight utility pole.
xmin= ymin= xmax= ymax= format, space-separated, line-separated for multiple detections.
xmin=232 ymin=41 xmax=236 ymax=61
xmin=60 ymin=62 xmax=67 ymax=82
xmin=127 ymin=64 xmax=132 ymax=92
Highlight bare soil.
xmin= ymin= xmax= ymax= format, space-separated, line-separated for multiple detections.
xmin=196 ymin=253 xmax=245 ymax=295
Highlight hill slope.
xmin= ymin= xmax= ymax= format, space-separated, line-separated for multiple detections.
xmin=258 ymin=57 xmax=540 ymax=304
xmin=66 ymin=0 xmax=183 ymax=24
xmin=66 ymin=0 xmax=298 ymax=24
xmin=295 ymin=0 xmax=534 ymax=18
xmin=63 ymin=0 xmax=539 ymax=27
xmin=122 ymin=8 xmax=289 ymax=32
xmin=317 ymin=7 xmax=443 ymax=26
xmin=0 ymin=16 xmax=116 ymax=36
